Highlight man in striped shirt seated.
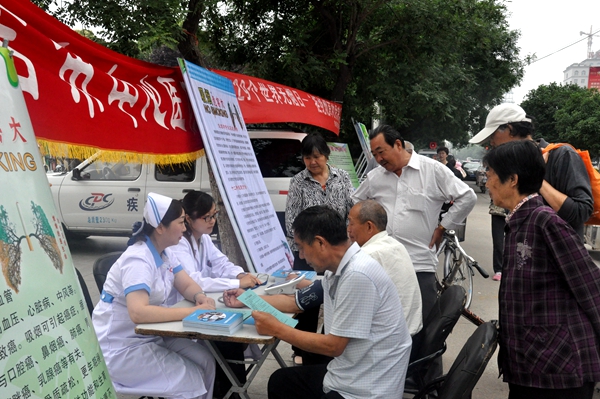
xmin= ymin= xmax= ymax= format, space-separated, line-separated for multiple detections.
xmin=250 ymin=205 xmax=412 ymax=399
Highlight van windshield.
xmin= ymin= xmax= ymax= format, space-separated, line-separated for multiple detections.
xmin=251 ymin=138 xmax=304 ymax=178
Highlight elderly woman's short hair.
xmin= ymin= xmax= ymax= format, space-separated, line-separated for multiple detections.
xmin=483 ymin=140 xmax=545 ymax=196
xmin=301 ymin=133 xmax=330 ymax=158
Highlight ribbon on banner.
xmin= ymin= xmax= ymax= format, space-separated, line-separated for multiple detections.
xmin=0 ymin=0 xmax=341 ymax=164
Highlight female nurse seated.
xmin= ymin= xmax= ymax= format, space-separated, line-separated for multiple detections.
xmin=172 ymin=190 xmax=261 ymax=396
xmin=172 ymin=190 xmax=261 ymax=291
xmin=92 ymin=192 xmax=216 ymax=399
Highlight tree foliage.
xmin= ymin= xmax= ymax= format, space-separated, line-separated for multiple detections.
xmin=203 ymin=0 xmax=526 ymax=149
xmin=32 ymin=0 xmax=202 ymax=63
xmin=520 ymin=82 xmax=587 ymax=143
xmin=34 ymin=0 xmax=525 ymax=149
xmin=555 ymin=89 xmax=600 ymax=158
xmin=520 ymin=83 xmax=600 ymax=158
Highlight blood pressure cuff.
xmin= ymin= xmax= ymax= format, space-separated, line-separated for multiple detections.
xmin=295 ymin=280 xmax=323 ymax=311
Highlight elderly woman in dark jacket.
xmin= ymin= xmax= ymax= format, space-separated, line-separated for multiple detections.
xmin=484 ymin=140 xmax=600 ymax=399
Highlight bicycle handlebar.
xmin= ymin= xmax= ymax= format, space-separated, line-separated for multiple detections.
xmin=438 ymin=230 xmax=490 ymax=279
xmin=470 ymin=261 xmax=490 ymax=279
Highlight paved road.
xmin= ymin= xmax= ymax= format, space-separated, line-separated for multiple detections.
xmin=71 ymin=180 xmax=600 ymax=398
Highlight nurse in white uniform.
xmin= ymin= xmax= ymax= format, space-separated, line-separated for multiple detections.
xmin=172 ymin=190 xmax=261 ymax=396
xmin=92 ymin=192 xmax=216 ymax=399
xmin=172 ymin=190 xmax=261 ymax=292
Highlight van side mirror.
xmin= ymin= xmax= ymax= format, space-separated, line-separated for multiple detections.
xmin=72 ymin=168 xmax=81 ymax=180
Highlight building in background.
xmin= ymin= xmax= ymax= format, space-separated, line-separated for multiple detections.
xmin=563 ymin=53 xmax=600 ymax=88
xmin=564 ymin=27 xmax=600 ymax=88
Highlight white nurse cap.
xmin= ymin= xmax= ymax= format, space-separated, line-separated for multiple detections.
xmin=144 ymin=192 xmax=173 ymax=228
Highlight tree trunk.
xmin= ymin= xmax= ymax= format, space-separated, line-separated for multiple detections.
xmin=179 ymin=0 xmax=249 ymax=271
xmin=331 ymin=62 xmax=352 ymax=103
xmin=178 ymin=0 xmax=207 ymax=67
xmin=206 ymin=155 xmax=249 ymax=271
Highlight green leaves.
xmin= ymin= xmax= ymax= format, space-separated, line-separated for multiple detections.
xmin=37 ymin=0 xmax=524 ymax=149
xmin=521 ymin=83 xmax=600 ymax=159
xmin=555 ymin=88 xmax=600 ymax=159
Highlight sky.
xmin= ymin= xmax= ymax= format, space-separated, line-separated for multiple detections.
xmin=505 ymin=1 xmax=600 ymax=104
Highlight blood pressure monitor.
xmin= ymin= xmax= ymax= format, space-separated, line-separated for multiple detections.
xmin=264 ymin=274 xmax=306 ymax=295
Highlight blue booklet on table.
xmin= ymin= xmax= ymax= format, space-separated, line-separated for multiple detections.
xmin=271 ymin=269 xmax=316 ymax=283
xmin=182 ymin=309 xmax=244 ymax=335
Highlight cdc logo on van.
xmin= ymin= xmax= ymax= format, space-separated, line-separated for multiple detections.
xmin=79 ymin=193 xmax=114 ymax=211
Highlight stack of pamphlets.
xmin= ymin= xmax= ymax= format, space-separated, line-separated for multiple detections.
xmin=271 ymin=269 xmax=316 ymax=283
xmin=182 ymin=309 xmax=244 ymax=335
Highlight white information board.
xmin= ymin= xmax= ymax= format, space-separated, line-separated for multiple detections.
xmin=180 ymin=60 xmax=293 ymax=274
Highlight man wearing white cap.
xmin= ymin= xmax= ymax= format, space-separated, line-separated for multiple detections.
xmin=470 ymin=103 xmax=592 ymax=279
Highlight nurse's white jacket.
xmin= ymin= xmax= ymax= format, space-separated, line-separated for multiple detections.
xmin=172 ymin=234 xmax=245 ymax=293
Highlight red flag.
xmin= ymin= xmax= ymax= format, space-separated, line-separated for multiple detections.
xmin=0 ymin=0 xmax=341 ymax=162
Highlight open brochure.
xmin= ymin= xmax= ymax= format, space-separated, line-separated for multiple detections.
xmin=237 ymin=290 xmax=298 ymax=328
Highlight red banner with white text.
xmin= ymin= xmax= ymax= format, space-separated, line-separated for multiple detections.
xmin=589 ymin=67 xmax=600 ymax=90
xmin=0 ymin=0 xmax=341 ymax=163
xmin=216 ymin=70 xmax=341 ymax=134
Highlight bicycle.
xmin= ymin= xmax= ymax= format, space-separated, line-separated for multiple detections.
xmin=436 ymin=228 xmax=490 ymax=325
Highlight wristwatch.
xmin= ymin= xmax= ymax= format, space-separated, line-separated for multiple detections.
xmin=193 ymin=291 xmax=206 ymax=302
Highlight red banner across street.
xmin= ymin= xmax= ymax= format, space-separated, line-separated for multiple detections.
xmin=0 ymin=0 xmax=341 ymax=160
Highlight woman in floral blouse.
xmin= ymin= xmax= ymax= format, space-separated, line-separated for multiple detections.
xmin=284 ymin=133 xmax=354 ymax=366
xmin=285 ymin=133 xmax=355 ymax=271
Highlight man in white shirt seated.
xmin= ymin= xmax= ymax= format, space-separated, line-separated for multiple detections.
xmin=347 ymin=199 xmax=422 ymax=336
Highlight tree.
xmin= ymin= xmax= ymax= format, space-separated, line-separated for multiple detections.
xmin=555 ymin=89 xmax=600 ymax=158
xmin=37 ymin=0 xmax=526 ymax=148
xmin=520 ymin=82 xmax=587 ymax=143
xmin=33 ymin=0 xmax=190 ymax=58
xmin=203 ymin=0 xmax=525 ymax=148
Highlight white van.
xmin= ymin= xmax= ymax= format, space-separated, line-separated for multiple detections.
xmin=46 ymin=130 xmax=306 ymax=238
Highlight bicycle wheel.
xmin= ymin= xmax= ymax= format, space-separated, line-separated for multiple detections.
xmin=446 ymin=253 xmax=474 ymax=309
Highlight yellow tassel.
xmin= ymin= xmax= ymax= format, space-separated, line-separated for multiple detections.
xmin=37 ymin=139 xmax=204 ymax=165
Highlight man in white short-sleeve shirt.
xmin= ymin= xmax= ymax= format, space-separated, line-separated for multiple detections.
xmin=347 ymin=199 xmax=422 ymax=336
xmin=253 ymin=205 xmax=412 ymax=399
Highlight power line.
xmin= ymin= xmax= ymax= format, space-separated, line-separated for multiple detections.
xmin=530 ymin=27 xmax=600 ymax=64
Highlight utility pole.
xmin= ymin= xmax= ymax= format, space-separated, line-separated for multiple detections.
xmin=580 ymin=26 xmax=599 ymax=59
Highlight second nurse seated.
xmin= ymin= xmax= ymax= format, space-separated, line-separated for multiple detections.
xmin=172 ymin=190 xmax=261 ymax=291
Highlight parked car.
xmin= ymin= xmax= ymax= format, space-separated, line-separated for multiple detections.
xmin=46 ymin=129 xmax=306 ymax=239
xmin=418 ymin=149 xmax=438 ymax=159
xmin=461 ymin=161 xmax=481 ymax=181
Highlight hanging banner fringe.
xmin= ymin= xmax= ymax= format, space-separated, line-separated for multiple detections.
xmin=37 ymin=139 xmax=204 ymax=166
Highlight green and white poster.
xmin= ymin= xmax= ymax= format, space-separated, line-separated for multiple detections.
xmin=0 ymin=47 xmax=115 ymax=398
xmin=327 ymin=143 xmax=359 ymax=188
